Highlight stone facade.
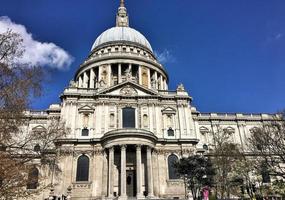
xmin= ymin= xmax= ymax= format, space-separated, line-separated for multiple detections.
xmin=23 ymin=1 xmax=278 ymax=200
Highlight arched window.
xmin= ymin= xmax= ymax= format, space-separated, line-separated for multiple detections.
xmin=81 ymin=128 xmax=89 ymax=136
xmin=27 ymin=166 xmax=39 ymax=189
xmin=76 ymin=155 xmax=89 ymax=182
xmin=167 ymin=128 xmax=174 ymax=136
xmin=168 ymin=154 xmax=179 ymax=180
xmin=122 ymin=107 xmax=135 ymax=128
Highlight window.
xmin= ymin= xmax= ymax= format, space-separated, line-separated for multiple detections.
xmin=81 ymin=128 xmax=89 ymax=136
xmin=167 ymin=128 xmax=174 ymax=136
xmin=76 ymin=155 xmax=89 ymax=181
xmin=168 ymin=154 xmax=179 ymax=179
xmin=27 ymin=167 xmax=39 ymax=189
xmin=122 ymin=107 xmax=135 ymax=128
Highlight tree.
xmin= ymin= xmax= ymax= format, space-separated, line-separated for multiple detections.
xmin=210 ymin=127 xmax=245 ymax=199
xmin=0 ymin=30 xmax=68 ymax=199
xmin=249 ymin=113 xmax=285 ymax=179
xmin=174 ymin=155 xmax=215 ymax=200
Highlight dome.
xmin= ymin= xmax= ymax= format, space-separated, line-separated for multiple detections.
xmin=91 ymin=27 xmax=153 ymax=52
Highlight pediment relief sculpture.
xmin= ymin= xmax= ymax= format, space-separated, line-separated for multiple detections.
xmin=120 ymin=85 xmax=138 ymax=96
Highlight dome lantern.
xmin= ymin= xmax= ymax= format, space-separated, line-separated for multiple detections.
xmin=91 ymin=0 xmax=153 ymax=52
xmin=116 ymin=0 xmax=129 ymax=27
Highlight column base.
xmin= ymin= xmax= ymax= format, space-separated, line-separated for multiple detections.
xmin=136 ymin=195 xmax=145 ymax=199
xmin=146 ymin=195 xmax=156 ymax=199
xmin=118 ymin=195 xmax=128 ymax=200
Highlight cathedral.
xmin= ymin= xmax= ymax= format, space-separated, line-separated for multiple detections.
xmin=25 ymin=1 xmax=276 ymax=199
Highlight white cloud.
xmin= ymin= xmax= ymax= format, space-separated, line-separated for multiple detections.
xmin=0 ymin=16 xmax=73 ymax=70
xmin=154 ymin=49 xmax=175 ymax=64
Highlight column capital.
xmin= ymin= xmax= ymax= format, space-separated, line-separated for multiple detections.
xmin=120 ymin=144 xmax=127 ymax=150
xmin=146 ymin=146 xmax=152 ymax=151
xmin=108 ymin=146 xmax=114 ymax=151
xmin=135 ymin=144 xmax=142 ymax=149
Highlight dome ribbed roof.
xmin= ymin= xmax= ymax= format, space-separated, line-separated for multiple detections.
xmin=91 ymin=27 xmax=153 ymax=52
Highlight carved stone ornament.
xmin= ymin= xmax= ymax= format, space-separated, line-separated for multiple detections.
xmin=177 ymin=83 xmax=185 ymax=91
xmin=69 ymin=80 xmax=77 ymax=87
xmin=120 ymin=85 xmax=138 ymax=96
xmin=94 ymin=148 xmax=104 ymax=155
xmin=73 ymin=150 xmax=94 ymax=157
xmin=153 ymin=148 xmax=181 ymax=156
xmin=181 ymin=148 xmax=194 ymax=155
xmin=72 ymin=182 xmax=91 ymax=189
xmin=59 ymin=147 xmax=74 ymax=156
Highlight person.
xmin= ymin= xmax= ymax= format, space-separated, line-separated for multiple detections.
xmin=202 ymin=186 xmax=209 ymax=200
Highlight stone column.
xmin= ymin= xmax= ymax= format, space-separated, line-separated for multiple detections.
xmin=146 ymin=146 xmax=154 ymax=198
xmin=90 ymin=68 xmax=95 ymax=89
xmin=136 ymin=145 xmax=143 ymax=198
xmin=118 ymin=63 xmax=122 ymax=83
xmin=83 ymin=71 xmax=88 ymax=88
xmin=138 ymin=66 xmax=142 ymax=85
xmin=108 ymin=147 xmax=114 ymax=197
xmin=120 ymin=145 xmax=127 ymax=198
xmin=78 ymin=75 xmax=83 ymax=88
xmin=154 ymin=71 xmax=158 ymax=90
xmin=147 ymin=68 xmax=151 ymax=89
xmin=108 ymin=64 xmax=112 ymax=86
xmin=159 ymin=75 xmax=163 ymax=90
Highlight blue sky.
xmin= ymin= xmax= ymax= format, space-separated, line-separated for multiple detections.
xmin=1 ymin=0 xmax=285 ymax=113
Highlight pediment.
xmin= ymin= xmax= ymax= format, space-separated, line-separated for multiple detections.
xmin=98 ymin=81 xmax=158 ymax=96
xmin=32 ymin=125 xmax=46 ymax=132
xmin=161 ymin=106 xmax=176 ymax=114
xmin=199 ymin=126 xmax=209 ymax=134
xmin=78 ymin=105 xmax=95 ymax=113
xmin=223 ymin=126 xmax=235 ymax=134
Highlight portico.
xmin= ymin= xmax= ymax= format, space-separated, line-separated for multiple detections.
xmin=102 ymin=129 xmax=157 ymax=199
